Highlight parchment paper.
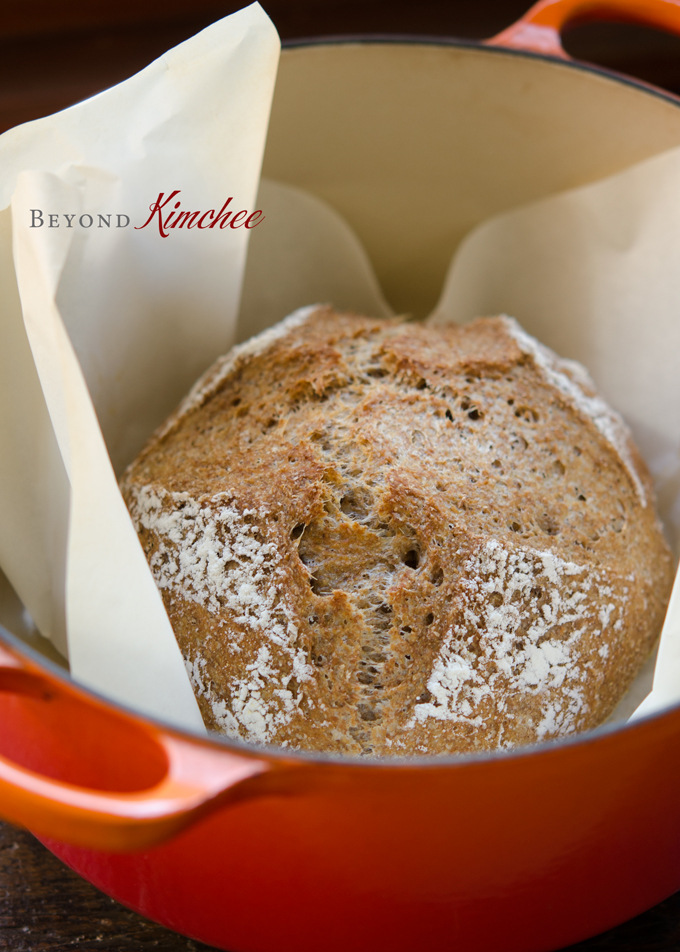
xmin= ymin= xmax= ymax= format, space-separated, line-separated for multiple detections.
xmin=0 ymin=3 xmax=279 ymax=728
xmin=237 ymin=178 xmax=393 ymax=341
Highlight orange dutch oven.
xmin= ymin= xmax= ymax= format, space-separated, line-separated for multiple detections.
xmin=2 ymin=1 xmax=680 ymax=950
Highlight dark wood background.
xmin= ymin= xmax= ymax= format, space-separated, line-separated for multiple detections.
xmin=4 ymin=0 xmax=680 ymax=136
xmin=3 ymin=1 xmax=680 ymax=949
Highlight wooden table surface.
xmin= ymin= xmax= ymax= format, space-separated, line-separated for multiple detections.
xmin=3 ymin=2 xmax=680 ymax=949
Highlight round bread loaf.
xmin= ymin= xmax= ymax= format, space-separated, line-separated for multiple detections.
xmin=122 ymin=306 xmax=673 ymax=756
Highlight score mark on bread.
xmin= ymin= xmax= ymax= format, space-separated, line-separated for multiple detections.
xmin=122 ymin=307 xmax=673 ymax=756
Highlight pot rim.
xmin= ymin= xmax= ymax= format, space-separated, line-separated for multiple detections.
xmin=3 ymin=32 xmax=678 ymax=775
xmin=280 ymin=31 xmax=680 ymax=110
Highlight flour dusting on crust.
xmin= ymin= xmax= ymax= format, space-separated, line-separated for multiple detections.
xmin=412 ymin=538 xmax=628 ymax=745
xmin=127 ymin=483 xmax=313 ymax=744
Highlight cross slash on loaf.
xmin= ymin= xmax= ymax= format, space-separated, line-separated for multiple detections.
xmin=122 ymin=306 xmax=673 ymax=756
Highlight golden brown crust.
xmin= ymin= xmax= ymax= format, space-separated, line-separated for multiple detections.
xmin=122 ymin=308 xmax=674 ymax=756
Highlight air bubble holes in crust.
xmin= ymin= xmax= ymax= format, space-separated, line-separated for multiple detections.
xmin=514 ymin=406 xmax=539 ymax=423
xmin=537 ymin=513 xmax=559 ymax=537
xmin=430 ymin=567 xmax=444 ymax=586
xmin=309 ymin=576 xmax=328 ymax=597
xmin=340 ymin=487 xmax=374 ymax=523
xmin=358 ymin=703 xmax=379 ymax=722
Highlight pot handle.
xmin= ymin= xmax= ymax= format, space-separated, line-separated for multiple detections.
xmin=0 ymin=641 xmax=272 ymax=852
xmin=487 ymin=0 xmax=680 ymax=59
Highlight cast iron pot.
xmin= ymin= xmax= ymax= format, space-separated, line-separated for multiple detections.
xmin=2 ymin=1 xmax=680 ymax=950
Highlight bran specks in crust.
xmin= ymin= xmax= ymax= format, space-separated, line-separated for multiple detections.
xmin=122 ymin=307 xmax=673 ymax=756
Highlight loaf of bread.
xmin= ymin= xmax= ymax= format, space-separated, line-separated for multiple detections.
xmin=122 ymin=306 xmax=673 ymax=755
